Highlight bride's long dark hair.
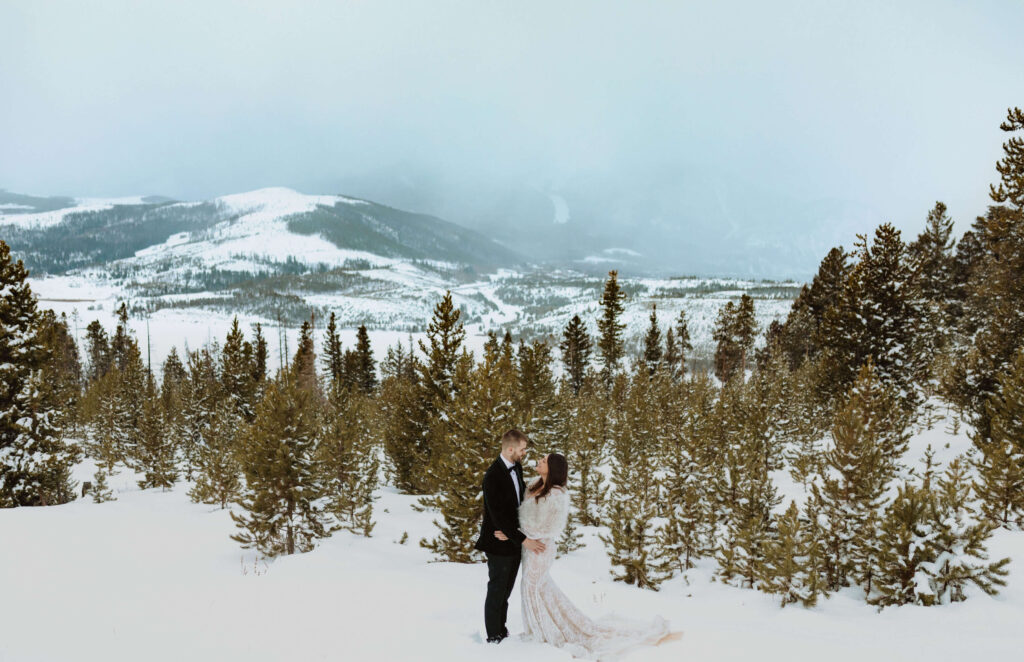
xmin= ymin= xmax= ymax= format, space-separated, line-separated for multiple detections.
xmin=529 ymin=453 xmax=568 ymax=501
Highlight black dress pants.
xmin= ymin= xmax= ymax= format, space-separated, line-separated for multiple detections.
xmin=484 ymin=551 xmax=521 ymax=639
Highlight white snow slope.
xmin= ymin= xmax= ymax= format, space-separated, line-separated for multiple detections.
xmin=2 ymin=413 xmax=1023 ymax=662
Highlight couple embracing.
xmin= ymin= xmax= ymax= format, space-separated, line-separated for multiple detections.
xmin=475 ymin=429 xmax=679 ymax=660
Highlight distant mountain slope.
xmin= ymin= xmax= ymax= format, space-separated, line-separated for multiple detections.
xmin=0 ymin=187 xmax=524 ymax=275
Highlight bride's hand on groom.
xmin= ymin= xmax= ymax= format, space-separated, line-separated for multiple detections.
xmin=493 ymin=531 xmax=546 ymax=553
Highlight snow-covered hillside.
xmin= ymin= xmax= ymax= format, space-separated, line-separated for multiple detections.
xmin=2 ymin=413 xmax=1021 ymax=662
xmin=2 ymin=185 xmax=803 ymax=372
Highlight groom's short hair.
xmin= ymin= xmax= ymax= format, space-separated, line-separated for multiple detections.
xmin=501 ymin=429 xmax=530 ymax=448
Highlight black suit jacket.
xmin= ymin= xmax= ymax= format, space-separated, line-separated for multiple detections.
xmin=474 ymin=457 xmax=527 ymax=556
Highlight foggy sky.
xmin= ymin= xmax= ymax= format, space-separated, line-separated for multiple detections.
xmin=2 ymin=0 xmax=1022 ymax=240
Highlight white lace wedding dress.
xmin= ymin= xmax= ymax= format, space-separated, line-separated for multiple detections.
xmin=517 ymin=486 xmax=671 ymax=660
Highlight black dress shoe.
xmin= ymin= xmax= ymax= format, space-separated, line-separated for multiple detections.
xmin=486 ymin=635 xmax=505 ymax=644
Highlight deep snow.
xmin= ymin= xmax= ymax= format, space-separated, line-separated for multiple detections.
xmin=2 ymin=415 xmax=1023 ymax=662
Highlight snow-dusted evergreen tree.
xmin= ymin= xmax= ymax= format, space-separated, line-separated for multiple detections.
xmin=353 ymin=324 xmax=377 ymax=393
xmin=759 ymin=501 xmax=821 ymax=607
xmin=90 ymin=467 xmax=115 ymax=503
xmin=0 ymin=240 xmax=80 ymax=507
xmin=974 ymin=347 xmax=1024 ymax=528
xmin=819 ymin=224 xmax=925 ymax=413
xmin=952 ymin=109 xmax=1024 ymax=439
xmin=657 ymin=371 xmax=716 ymax=575
xmin=514 ymin=339 xmax=559 ymax=452
xmin=83 ymin=320 xmax=111 ymax=384
xmin=712 ymin=294 xmax=757 ymax=383
xmin=907 ymin=201 xmax=957 ymax=383
xmin=600 ymin=373 xmax=668 ymax=589
xmin=414 ymin=291 xmax=466 ymax=490
xmin=318 ymin=391 xmax=380 ymax=536
xmin=714 ymin=395 xmax=782 ymax=589
xmin=180 ymin=347 xmax=220 ymax=480
xmin=231 ymin=374 xmax=334 ymax=556
xmin=869 ymin=481 xmax=938 ymax=607
xmin=927 ymin=457 xmax=1009 ymax=603
xmin=640 ymin=305 xmax=663 ymax=376
xmin=188 ymin=398 xmax=242 ymax=509
xmin=420 ymin=340 xmax=514 ymax=562
xmin=812 ymin=360 xmax=909 ymax=591
xmin=379 ymin=341 xmax=425 ymax=493
xmin=135 ymin=372 xmax=177 ymax=490
xmin=667 ymin=309 xmax=693 ymax=379
xmin=783 ymin=357 xmax=829 ymax=488
xmin=36 ymin=310 xmax=83 ymax=433
xmin=291 ymin=319 xmax=319 ymax=396
xmin=597 ymin=270 xmax=627 ymax=383
xmin=221 ymin=317 xmax=256 ymax=422
xmin=557 ymin=506 xmax=585 ymax=556
xmin=559 ymin=314 xmax=592 ymax=395
xmin=559 ymin=376 xmax=608 ymax=527
xmin=84 ymin=370 xmax=122 ymax=471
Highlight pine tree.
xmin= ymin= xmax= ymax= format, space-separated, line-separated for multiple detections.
xmin=674 ymin=310 xmax=693 ymax=378
xmin=323 ymin=312 xmax=345 ymax=395
xmin=378 ymin=349 xmax=427 ymax=493
xmin=90 ymin=467 xmax=115 ymax=503
xmin=869 ymin=481 xmax=938 ymax=607
xmin=973 ymin=347 xmax=1024 ymax=528
xmin=759 ymin=502 xmax=820 ymax=607
xmin=83 ymin=320 xmax=111 ymax=383
xmin=820 ymin=224 xmax=925 ymax=412
xmin=657 ymin=371 xmax=717 ymax=576
xmin=600 ymin=373 xmax=669 ymax=589
xmin=771 ymin=247 xmax=851 ymax=370
xmin=414 ymin=291 xmax=466 ymax=488
xmin=420 ymin=345 xmax=514 ymax=562
xmin=318 ymin=391 xmax=380 ymax=536
xmin=557 ymin=507 xmax=585 ymax=556
xmin=291 ymin=319 xmax=319 ymax=396
xmin=188 ymin=398 xmax=242 ymax=509
xmin=559 ymin=314 xmax=592 ymax=395
xmin=908 ymin=202 xmax=957 ymax=381
xmin=180 ymin=348 xmax=220 ymax=480
xmin=231 ymin=376 xmax=334 ymax=556
xmin=812 ymin=360 xmax=909 ymax=591
xmin=135 ymin=372 xmax=177 ymax=490
xmin=36 ymin=311 xmax=83 ymax=432
xmin=251 ymin=323 xmax=268 ymax=396
xmin=712 ymin=295 xmax=757 ymax=383
xmin=222 ymin=317 xmax=256 ymax=421
xmin=927 ymin=457 xmax=1009 ymax=603
xmin=783 ymin=357 xmax=829 ymax=488
xmin=597 ymin=270 xmax=627 ymax=382
xmin=353 ymin=325 xmax=377 ymax=393
xmin=514 ymin=339 xmax=559 ymax=452
xmin=663 ymin=328 xmax=680 ymax=381
xmin=714 ymin=393 xmax=782 ymax=589
xmin=0 ymin=240 xmax=79 ymax=507
xmin=561 ymin=377 xmax=609 ymax=526
xmin=641 ymin=306 xmax=663 ymax=376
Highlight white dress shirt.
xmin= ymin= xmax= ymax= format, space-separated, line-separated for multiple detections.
xmin=500 ymin=453 xmax=521 ymax=504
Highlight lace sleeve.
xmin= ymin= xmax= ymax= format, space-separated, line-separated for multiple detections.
xmin=523 ymin=488 xmax=569 ymax=539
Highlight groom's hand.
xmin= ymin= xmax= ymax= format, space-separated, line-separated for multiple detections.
xmin=493 ymin=530 xmax=509 ymax=541
xmin=523 ymin=538 xmax=546 ymax=554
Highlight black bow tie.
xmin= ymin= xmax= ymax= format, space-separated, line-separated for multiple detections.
xmin=509 ymin=464 xmax=518 ymax=472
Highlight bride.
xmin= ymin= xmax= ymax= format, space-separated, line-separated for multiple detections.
xmin=495 ymin=453 xmax=679 ymax=660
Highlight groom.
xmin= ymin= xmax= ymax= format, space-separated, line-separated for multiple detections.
xmin=475 ymin=429 xmax=546 ymax=643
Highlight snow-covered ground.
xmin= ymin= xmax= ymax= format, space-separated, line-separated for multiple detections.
xmin=2 ymin=415 xmax=1022 ymax=661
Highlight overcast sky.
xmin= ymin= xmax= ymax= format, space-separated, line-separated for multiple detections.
xmin=2 ymin=0 xmax=1022 ymax=237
